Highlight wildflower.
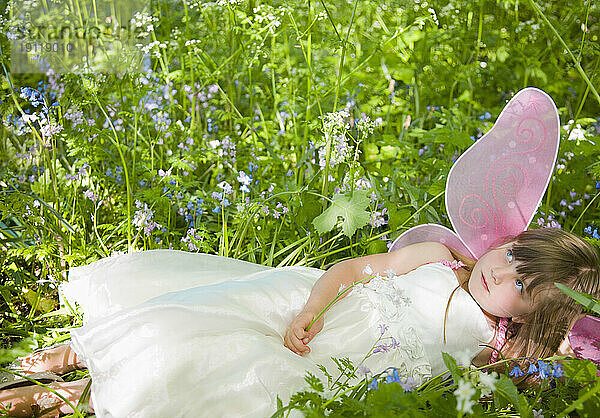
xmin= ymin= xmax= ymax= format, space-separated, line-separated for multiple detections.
xmin=533 ymin=409 xmax=544 ymax=418
xmin=537 ymin=360 xmax=551 ymax=379
xmin=593 ymin=229 xmax=600 ymax=240
xmin=357 ymin=365 xmax=370 ymax=377
xmin=218 ymin=181 xmax=233 ymax=195
xmin=378 ymin=324 xmax=389 ymax=336
xmin=527 ymin=362 xmax=538 ymax=374
xmin=367 ymin=378 xmax=378 ymax=391
xmin=400 ymin=376 xmax=417 ymax=392
xmin=83 ymin=190 xmax=97 ymax=202
xmin=237 ymin=171 xmax=252 ymax=187
xmin=40 ymin=123 xmax=63 ymax=139
xmin=477 ymin=371 xmax=497 ymax=396
xmin=386 ymin=368 xmax=401 ymax=384
xmin=362 ymin=264 xmax=374 ymax=275
xmin=509 ymin=365 xmax=524 ymax=377
xmin=552 ymin=363 xmax=565 ymax=378
xmin=20 ymin=87 xmax=45 ymax=107
xmin=388 ymin=337 xmax=401 ymax=349
xmin=373 ymin=344 xmax=389 ymax=354
xmin=454 ymin=379 xmax=476 ymax=414
xmin=369 ymin=208 xmax=388 ymax=228
xmin=32 ymin=199 xmax=41 ymax=208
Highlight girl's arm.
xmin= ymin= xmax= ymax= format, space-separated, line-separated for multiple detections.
xmin=284 ymin=241 xmax=454 ymax=356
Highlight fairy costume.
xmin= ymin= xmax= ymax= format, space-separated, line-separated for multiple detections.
xmin=61 ymin=251 xmax=492 ymax=418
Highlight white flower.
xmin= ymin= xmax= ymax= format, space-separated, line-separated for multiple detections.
xmin=476 ymin=371 xmax=498 ymax=396
xmin=237 ymin=171 xmax=252 ymax=186
xmin=532 ymin=409 xmax=544 ymax=418
xmin=454 ymin=379 xmax=476 ymax=414
xmin=362 ymin=264 xmax=373 ymax=275
xmin=32 ymin=199 xmax=41 ymax=208
xmin=454 ymin=350 xmax=473 ymax=367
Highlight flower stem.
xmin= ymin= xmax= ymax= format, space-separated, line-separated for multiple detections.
xmin=305 ymin=275 xmax=374 ymax=332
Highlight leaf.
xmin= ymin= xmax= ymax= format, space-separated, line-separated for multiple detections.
xmin=312 ymin=191 xmax=370 ymax=238
xmin=441 ymin=352 xmax=462 ymax=381
xmin=555 ymin=283 xmax=600 ymax=315
xmin=304 ymin=372 xmax=324 ymax=393
xmin=493 ymin=374 xmax=526 ymax=415
xmin=563 ymin=358 xmax=599 ymax=383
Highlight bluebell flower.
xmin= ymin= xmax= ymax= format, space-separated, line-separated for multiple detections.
xmin=169 ymin=179 xmax=176 ymax=185
xmin=249 ymin=162 xmax=259 ymax=172
xmin=386 ymin=368 xmax=401 ymax=384
xmin=155 ymin=237 xmax=161 ymax=243
xmin=212 ymin=206 xmax=220 ymax=213
xmin=368 ymin=378 xmax=378 ymax=391
xmin=527 ymin=362 xmax=538 ymax=374
xmin=187 ymin=201 xmax=195 ymax=210
xmin=509 ymin=365 xmax=524 ymax=377
xmin=585 ymin=226 xmax=593 ymax=234
xmin=484 ymin=112 xmax=491 ymax=119
xmin=593 ymin=229 xmax=600 ymax=240
xmin=596 ymin=181 xmax=600 ymax=189
xmin=537 ymin=360 xmax=551 ymax=379
xmin=106 ymin=168 xmax=113 ymax=177
xmin=552 ymin=363 xmax=565 ymax=378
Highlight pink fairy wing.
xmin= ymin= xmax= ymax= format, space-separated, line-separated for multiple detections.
xmin=569 ymin=315 xmax=600 ymax=375
xmin=388 ymin=224 xmax=476 ymax=259
xmin=446 ymin=88 xmax=560 ymax=258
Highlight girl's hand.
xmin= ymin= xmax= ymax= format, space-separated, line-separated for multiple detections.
xmin=284 ymin=311 xmax=324 ymax=356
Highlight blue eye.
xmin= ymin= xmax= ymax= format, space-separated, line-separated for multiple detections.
xmin=507 ymin=249 xmax=514 ymax=262
xmin=515 ymin=279 xmax=524 ymax=293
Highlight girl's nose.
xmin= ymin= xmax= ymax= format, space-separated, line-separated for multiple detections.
xmin=492 ymin=267 xmax=511 ymax=283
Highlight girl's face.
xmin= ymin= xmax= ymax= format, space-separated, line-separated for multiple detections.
xmin=468 ymin=244 xmax=535 ymax=321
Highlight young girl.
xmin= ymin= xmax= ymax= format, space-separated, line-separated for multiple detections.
xmin=1 ymin=228 xmax=598 ymax=417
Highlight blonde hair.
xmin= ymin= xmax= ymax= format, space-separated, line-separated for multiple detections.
xmin=451 ymin=228 xmax=600 ymax=385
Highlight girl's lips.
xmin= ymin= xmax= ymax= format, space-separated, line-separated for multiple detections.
xmin=481 ymin=273 xmax=490 ymax=293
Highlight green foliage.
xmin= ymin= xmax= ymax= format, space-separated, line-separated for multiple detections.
xmin=0 ymin=0 xmax=599 ymax=415
xmin=312 ymin=191 xmax=371 ymax=237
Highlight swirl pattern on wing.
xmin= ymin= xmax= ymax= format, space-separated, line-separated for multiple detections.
xmin=447 ymin=88 xmax=560 ymax=258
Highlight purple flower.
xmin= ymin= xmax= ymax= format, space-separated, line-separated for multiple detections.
xmin=357 ymin=365 xmax=370 ymax=377
xmin=569 ymin=191 xmax=577 ymax=199
xmin=83 ymin=190 xmax=97 ymax=202
xmin=400 ymin=376 xmax=417 ymax=392
xmin=378 ymin=324 xmax=389 ymax=336
xmin=373 ymin=344 xmax=389 ymax=354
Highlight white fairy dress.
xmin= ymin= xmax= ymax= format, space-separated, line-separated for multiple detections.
xmin=60 ymin=250 xmax=493 ymax=418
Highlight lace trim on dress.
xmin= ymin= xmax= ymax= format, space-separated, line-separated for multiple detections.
xmin=352 ymin=273 xmax=432 ymax=383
